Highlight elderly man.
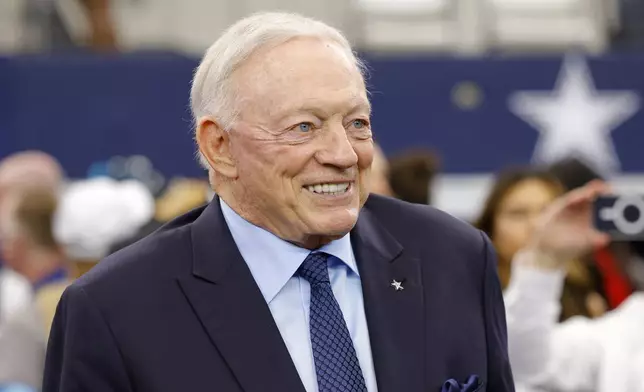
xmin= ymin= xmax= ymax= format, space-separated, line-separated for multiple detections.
xmin=43 ymin=12 xmax=514 ymax=392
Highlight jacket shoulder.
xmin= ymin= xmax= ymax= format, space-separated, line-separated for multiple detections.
xmin=364 ymin=194 xmax=485 ymax=248
xmin=69 ymin=206 xmax=206 ymax=298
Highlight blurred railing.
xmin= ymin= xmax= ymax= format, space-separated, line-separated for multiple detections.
xmin=0 ymin=0 xmax=623 ymax=55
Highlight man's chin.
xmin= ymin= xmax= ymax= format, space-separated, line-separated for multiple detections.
xmin=306 ymin=208 xmax=359 ymax=236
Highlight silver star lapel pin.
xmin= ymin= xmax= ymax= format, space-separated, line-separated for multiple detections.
xmin=390 ymin=279 xmax=404 ymax=291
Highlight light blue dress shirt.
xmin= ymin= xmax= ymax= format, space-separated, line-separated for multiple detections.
xmin=220 ymin=199 xmax=378 ymax=392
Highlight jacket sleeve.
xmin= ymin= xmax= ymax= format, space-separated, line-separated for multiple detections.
xmin=43 ymin=284 xmax=133 ymax=392
xmin=480 ymin=232 xmax=516 ymax=392
xmin=504 ymin=257 xmax=603 ymax=392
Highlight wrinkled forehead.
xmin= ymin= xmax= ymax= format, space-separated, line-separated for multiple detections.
xmin=233 ymin=38 xmax=369 ymax=120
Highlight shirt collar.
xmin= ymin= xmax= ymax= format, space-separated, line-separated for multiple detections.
xmin=219 ymin=198 xmax=358 ymax=303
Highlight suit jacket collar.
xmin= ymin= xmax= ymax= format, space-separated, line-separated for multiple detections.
xmin=179 ymin=198 xmax=306 ymax=392
xmin=180 ymin=196 xmax=425 ymax=392
xmin=351 ymin=202 xmax=425 ymax=391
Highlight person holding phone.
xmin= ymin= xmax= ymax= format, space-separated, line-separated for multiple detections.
xmin=505 ymin=181 xmax=644 ymax=392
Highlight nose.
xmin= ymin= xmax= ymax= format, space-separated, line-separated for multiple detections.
xmin=315 ymin=122 xmax=359 ymax=169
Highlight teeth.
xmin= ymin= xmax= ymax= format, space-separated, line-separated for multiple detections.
xmin=306 ymin=183 xmax=350 ymax=195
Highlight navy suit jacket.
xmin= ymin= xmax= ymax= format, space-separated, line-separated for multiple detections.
xmin=43 ymin=195 xmax=514 ymax=392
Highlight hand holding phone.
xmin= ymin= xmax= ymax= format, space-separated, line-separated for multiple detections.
xmin=593 ymin=195 xmax=644 ymax=240
xmin=523 ymin=181 xmax=610 ymax=269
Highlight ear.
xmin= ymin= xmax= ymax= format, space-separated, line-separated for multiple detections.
xmin=195 ymin=116 xmax=238 ymax=179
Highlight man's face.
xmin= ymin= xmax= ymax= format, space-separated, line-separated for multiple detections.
xmin=224 ymin=38 xmax=374 ymax=246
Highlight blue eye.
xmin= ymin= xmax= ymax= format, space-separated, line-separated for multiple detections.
xmin=298 ymin=123 xmax=312 ymax=132
xmin=352 ymin=119 xmax=367 ymax=129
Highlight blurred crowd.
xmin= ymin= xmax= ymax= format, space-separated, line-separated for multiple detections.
xmin=0 ymin=144 xmax=642 ymax=390
xmin=0 ymin=151 xmax=212 ymax=390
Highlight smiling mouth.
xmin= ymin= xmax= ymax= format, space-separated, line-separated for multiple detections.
xmin=304 ymin=182 xmax=351 ymax=196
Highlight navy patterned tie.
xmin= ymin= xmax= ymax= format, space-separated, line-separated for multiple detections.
xmin=298 ymin=252 xmax=368 ymax=392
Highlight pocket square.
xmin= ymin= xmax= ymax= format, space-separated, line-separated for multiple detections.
xmin=441 ymin=375 xmax=482 ymax=392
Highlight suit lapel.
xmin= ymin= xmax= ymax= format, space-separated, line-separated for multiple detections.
xmin=177 ymin=199 xmax=305 ymax=392
xmin=352 ymin=206 xmax=425 ymax=392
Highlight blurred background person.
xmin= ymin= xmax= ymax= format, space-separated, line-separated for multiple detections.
xmin=388 ymin=149 xmax=439 ymax=205
xmin=0 ymin=152 xmax=64 ymax=196
xmin=108 ymin=177 xmax=211 ymax=253
xmin=475 ymin=167 xmax=607 ymax=320
xmin=22 ymin=0 xmax=117 ymax=52
xmin=475 ymin=168 xmax=565 ymax=289
xmin=154 ymin=178 xmax=211 ymax=222
xmin=0 ymin=188 xmax=70 ymax=337
xmin=0 ymin=303 xmax=42 ymax=392
xmin=549 ymin=157 xmax=639 ymax=311
xmin=54 ymin=177 xmax=155 ymax=276
xmin=368 ymin=144 xmax=394 ymax=197
xmin=0 ymin=151 xmax=65 ymax=390
xmin=549 ymin=157 xmax=606 ymax=192
xmin=505 ymin=181 xmax=644 ymax=392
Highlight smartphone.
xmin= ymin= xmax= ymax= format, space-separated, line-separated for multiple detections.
xmin=593 ymin=195 xmax=644 ymax=240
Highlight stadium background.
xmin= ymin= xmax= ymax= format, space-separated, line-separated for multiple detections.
xmin=2 ymin=0 xmax=644 ymax=220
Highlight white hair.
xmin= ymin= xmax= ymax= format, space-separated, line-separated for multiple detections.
xmin=190 ymin=12 xmax=366 ymax=169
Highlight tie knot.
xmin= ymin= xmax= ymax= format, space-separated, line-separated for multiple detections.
xmin=298 ymin=252 xmax=330 ymax=286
